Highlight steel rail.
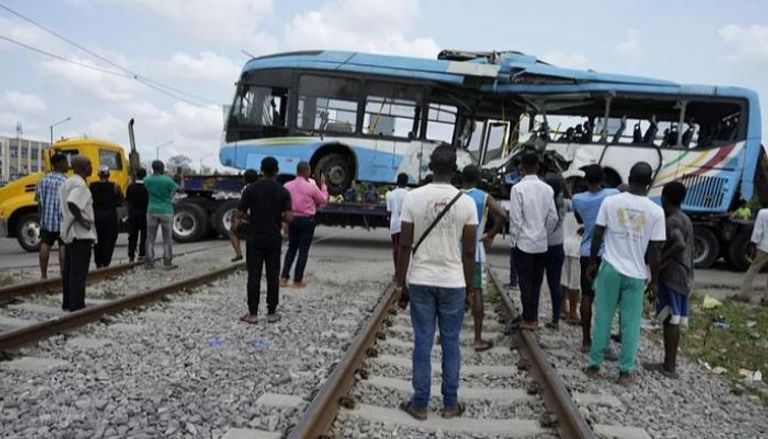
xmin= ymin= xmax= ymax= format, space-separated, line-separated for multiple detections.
xmin=0 ymin=262 xmax=244 ymax=350
xmin=288 ymin=282 xmax=397 ymax=438
xmin=0 ymin=261 xmax=140 ymax=304
xmin=486 ymin=267 xmax=595 ymax=439
xmin=0 ymin=244 xmax=229 ymax=304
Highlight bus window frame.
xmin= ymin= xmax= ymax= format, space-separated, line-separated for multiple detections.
xmin=360 ymin=80 xmax=425 ymax=142
xmin=294 ymin=73 xmax=363 ymax=136
xmin=517 ymin=92 xmax=748 ymax=151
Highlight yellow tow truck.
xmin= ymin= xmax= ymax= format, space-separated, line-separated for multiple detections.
xmin=0 ymin=137 xmax=130 ymax=251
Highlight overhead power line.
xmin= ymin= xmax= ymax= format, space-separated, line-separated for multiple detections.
xmin=0 ymin=2 xmax=217 ymax=106
xmin=0 ymin=35 xmax=131 ymax=78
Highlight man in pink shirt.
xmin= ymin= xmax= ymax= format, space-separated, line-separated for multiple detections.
xmin=281 ymin=161 xmax=329 ymax=288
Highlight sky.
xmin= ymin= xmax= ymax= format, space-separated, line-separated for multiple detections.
xmin=1 ymin=0 xmax=767 ymax=170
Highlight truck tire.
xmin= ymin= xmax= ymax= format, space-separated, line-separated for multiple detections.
xmin=16 ymin=212 xmax=41 ymax=252
xmin=316 ymin=153 xmax=353 ymax=195
xmin=172 ymin=202 xmax=209 ymax=243
xmin=692 ymin=227 xmax=719 ymax=269
xmin=724 ymin=228 xmax=753 ymax=272
xmin=212 ymin=199 xmax=240 ymax=237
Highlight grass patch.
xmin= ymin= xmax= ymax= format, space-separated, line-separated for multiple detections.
xmin=680 ymin=294 xmax=768 ymax=403
xmin=0 ymin=273 xmax=14 ymax=287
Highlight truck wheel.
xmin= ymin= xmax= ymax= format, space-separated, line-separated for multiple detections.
xmin=212 ymin=199 xmax=240 ymax=237
xmin=724 ymin=228 xmax=753 ymax=272
xmin=693 ymin=227 xmax=719 ymax=269
xmin=173 ymin=202 xmax=209 ymax=243
xmin=16 ymin=212 xmax=41 ymax=252
xmin=316 ymin=153 xmax=353 ymax=195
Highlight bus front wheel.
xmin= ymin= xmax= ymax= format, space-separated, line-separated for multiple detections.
xmin=316 ymin=153 xmax=353 ymax=195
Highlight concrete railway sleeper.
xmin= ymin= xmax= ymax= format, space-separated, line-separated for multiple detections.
xmin=273 ymin=267 xmax=606 ymax=439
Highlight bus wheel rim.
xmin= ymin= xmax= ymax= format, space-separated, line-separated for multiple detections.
xmin=328 ymin=165 xmax=346 ymax=186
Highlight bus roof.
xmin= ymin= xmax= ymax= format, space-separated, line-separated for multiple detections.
xmin=242 ymin=50 xmax=758 ymax=100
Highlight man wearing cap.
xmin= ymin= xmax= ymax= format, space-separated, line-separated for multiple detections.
xmin=90 ymin=165 xmax=123 ymax=267
xmin=35 ymin=153 xmax=68 ymax=279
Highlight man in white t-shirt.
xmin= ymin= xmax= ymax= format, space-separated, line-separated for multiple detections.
xmin=395 ymin=144 xmax=478 ymax=421
xmin=584 ymin=162 xmax=665 ymax=386
xmin=386 ymin=173 xmax=409 ymax=271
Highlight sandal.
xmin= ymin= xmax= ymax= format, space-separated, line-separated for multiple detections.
xmin=441 ymin=402 xmax=465 ymax=419
xmin=399 ymin=400 xmax=427 ymax=421
xmin=474 ymin=340 xmax=494 ymax=352
xmin=240 ymin=314 xmax=258 ymax=324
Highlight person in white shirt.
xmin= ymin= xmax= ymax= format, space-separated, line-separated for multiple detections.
xmin=58 ymin=155 xmax=97 ymax=312
xmin=509 ymin=153 xmax=559 ymax=330
xmin=584 ymin=162 xmax=665 ymax=386
xmin=739 ymin=206 xmax=768 ymax=305
xmin=560 ymin=197 xmax=582 ymax=325
xmin=395 ymin=144 xmax=478 ymax=421
xmin=386 ymin=173 xmax=409 ymax=272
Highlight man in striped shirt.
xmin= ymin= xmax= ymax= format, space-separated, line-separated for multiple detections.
xmin=35 ymin=153 xmax=68 ymax=279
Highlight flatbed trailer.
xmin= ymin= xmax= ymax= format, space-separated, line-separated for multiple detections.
xmin=171 ymin=174 xmax=390 ymax=243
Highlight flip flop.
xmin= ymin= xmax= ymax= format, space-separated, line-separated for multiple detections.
xmin=240 ymin=314 xmax=258 ymax=324
xmin=441 ymin=402 xmax=465 ymax=419
xmin=399 ymin=400 xmax=427 ymax=421
xmin=474 ymin=340 xmax=494 ymax=352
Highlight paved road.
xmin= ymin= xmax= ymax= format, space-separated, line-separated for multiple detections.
xmin=1 ymin=226 xmax=761 ymax=297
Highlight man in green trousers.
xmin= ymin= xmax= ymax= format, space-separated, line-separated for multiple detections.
xmin=584 ymin=162 xmax=665 ymax=386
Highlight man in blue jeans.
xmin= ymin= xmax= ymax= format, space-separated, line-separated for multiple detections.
xmin=395 ymin=144 xmax=478 ymax=420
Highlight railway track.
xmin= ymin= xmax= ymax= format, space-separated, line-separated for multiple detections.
xmin=263 ymin=267 xmax=592 ymax=439
xmin=0 ymin=244 xmax=239 ymax=352
xmin=0 ymin=243 xmax=228 ymax=304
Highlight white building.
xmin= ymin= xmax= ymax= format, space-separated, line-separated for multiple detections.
xmin=0 ymin=136 xmax=49 ymax=182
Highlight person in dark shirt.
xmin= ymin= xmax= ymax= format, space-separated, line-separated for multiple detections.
xmin=126 ymin=168 xmax=149 ymax=263
xmin=228 ymin=169 xmax=259 ymax=262
xmin=651 ymin=181 xmax=694 ymax=379
xmin=235 ymin=157 xmax=292 ymax=324
xmin=90 ymin=165 xmax=123 ymax=268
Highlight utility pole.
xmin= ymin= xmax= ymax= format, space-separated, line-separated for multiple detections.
xmin=153 ymin=140 xmax=173 ymax=161
xmin=50 ymin=116 xmax=71 ymax=146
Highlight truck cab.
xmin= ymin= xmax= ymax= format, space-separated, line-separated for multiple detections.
xmin=0 ymin=138 xmax=130 ymax=251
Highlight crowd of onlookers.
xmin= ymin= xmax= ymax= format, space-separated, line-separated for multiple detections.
xmin=35 ymin=143 xmax=768 ymax=421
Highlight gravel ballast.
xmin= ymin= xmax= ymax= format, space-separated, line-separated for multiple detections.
xmin=492 ymin=269 xmax=768 ymax=439
xmin=0 ymin=252 xmax=389 ymax=439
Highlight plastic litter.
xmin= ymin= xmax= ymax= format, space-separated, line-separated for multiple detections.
xmin=249 ymin=338 xmax=270 ymax=349
xmin=740 ymin=369 xmax=763 ymax=385
xmin=702 ymin=295 xmax=722 ymax=309
xmin=207 ymin=337 xmax=223 ymax=348
xmin=712 ymin=367 xmax=728 ymax=375
xmin=711 ymin=315 xmax=729 ymax=331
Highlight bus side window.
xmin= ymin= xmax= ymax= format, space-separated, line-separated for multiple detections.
xmin=687 ymin=101 xmax=743 ymax=148
xmin=426 ymin=103 xmax=457 ymax=143
xmin=363 ymin=82 xmax=422 ymax=139
xmin=297 ymin=75 xmax=359 ymax=134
